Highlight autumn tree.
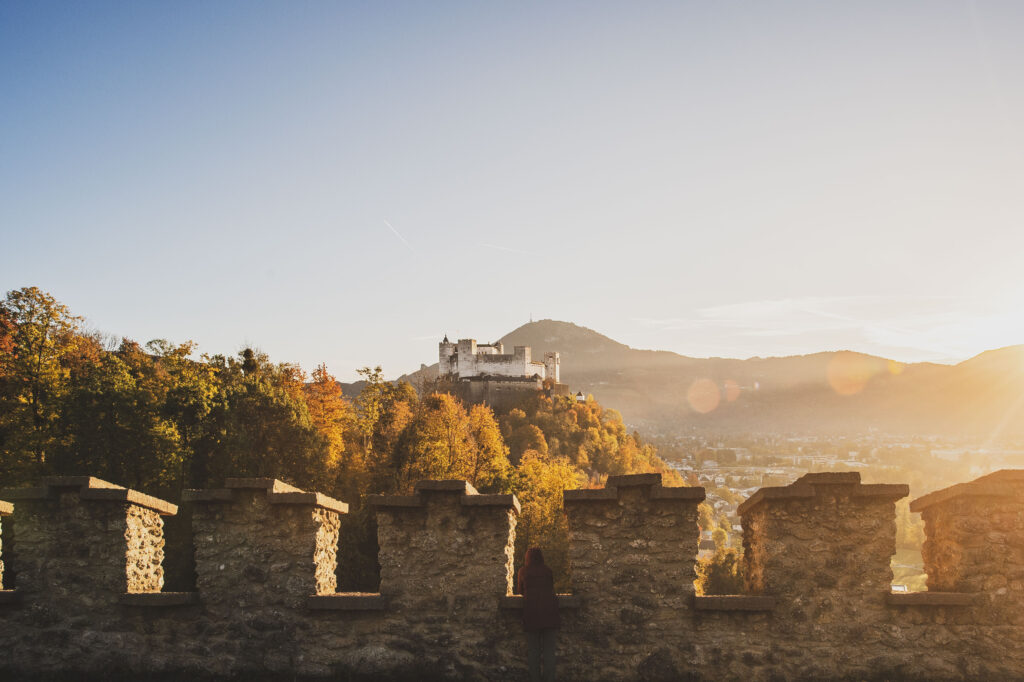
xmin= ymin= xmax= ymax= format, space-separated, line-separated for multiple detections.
xmin=304 ymin=363 xmax=359 ymax=497
xmin=466 ymin=404 xmax=512 ymax=491
xmin=0 ymin=286 xmax=82 ymax=477
xmin=403 ymin=393 xmax=475 ymax=484
xmin=695 ymin=547 xmax=744 ymax=596
xmin=510 ymin=449 xmax=584 ymax=591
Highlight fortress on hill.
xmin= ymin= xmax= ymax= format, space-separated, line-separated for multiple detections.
xmin=438 ymin=336 xmax=570 ymax=407
xmin=3 ymin=470 xmax=1024 ymax=679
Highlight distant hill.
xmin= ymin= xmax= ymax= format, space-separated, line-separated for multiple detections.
xmin=393 ymin=320 xmax=1024 ymax=438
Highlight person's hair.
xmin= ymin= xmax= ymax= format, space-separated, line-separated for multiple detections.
xmin=524 ymin=547 xmax=545 ymax=567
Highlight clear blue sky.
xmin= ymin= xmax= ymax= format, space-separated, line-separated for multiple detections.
xmin=3 ymin=1 xmax=1023 ymax=380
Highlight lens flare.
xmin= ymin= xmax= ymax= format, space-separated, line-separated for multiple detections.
xmin=687 ymin=378 xmax=721 ymax=414
xmin=827 ymin=352 xmax=880 ymax=396
xmin=724 ymin=379 xmax=741 ymax=402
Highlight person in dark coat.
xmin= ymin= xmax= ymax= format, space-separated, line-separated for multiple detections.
xmin=517 ymin=547 xmax=560 ymax=682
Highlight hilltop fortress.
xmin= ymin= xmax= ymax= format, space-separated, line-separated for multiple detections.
xmin=438 ymin=336 xmax=570 ymax=408
xmin=3 ymin=470 xmax=1024 ymax=680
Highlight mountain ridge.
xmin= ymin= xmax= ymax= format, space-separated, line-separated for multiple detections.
xmin=394 ymin=319 xmax=1024 ymax=438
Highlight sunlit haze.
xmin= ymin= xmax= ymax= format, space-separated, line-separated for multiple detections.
xmin=3 ymin=2 xmax=1023 ymax=380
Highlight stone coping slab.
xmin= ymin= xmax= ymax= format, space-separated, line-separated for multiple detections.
xmin=693 ymin=595 xmax=776 ymax=611
xmin=910 ymin=469 xmax=1024 ymax=513
xmin=268 ymin=491 xmax=349 ymax=513
xmin=307 ymin=593 xmax=387 ymax=611
xmin=183 ymin=479 xmax=348 ymax=514
xmin=0 ymin=477 xmax=177 ymax=516
xmin=885 ymin=591 xmax=976 ymax=607
xmin=225 ymin=478 xmax=305 ymax=494
xmin=0 ymin=590 xmax=21 ymax=605
xmin=415 ymin=480 xmax=479 ymax=494
xmin=793 ymin=472 xmax=861 ymax=486
xmin=738 ymin=473 xmax=908 ymax=516
xmin=564 ymin=474 xmax=705 ymax=505
xmin=119 ymin=592 xmax=200 ymax=607
xmin=563 ymin=489 xmax=618 ymax=502
xmin=180 ymin=489 xmax=234 ymax=503
xmin=0 ymin=500 xmax=12 ymax=515
xmin=366 ymin=495 xmax=423 ymax=508
xmin=607 ymin=473 xmax=662 ymax=488
xmin=369 ymin=480 xmax=521 ymax=515
xmin=43 ymin=475 xmax=124 ymax=490
xmin=500 ymin=594 xmax=582 ymax=609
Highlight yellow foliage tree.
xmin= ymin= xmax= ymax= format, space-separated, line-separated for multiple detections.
xmin=511 ymin=449 xmax=585 ymax=591
xmin=305 ymin=363 xmax=359 ymax=497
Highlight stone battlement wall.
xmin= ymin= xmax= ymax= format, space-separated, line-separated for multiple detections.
xmin=2 ymin=470 xmax=1024 ymax=680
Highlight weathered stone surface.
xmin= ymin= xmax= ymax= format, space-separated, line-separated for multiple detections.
xmin=6 ymin=471 xmax=1024 ymax=680
xmin=912 ymin=469 xmax=1024 ymax=631
xmin=737 ymin=472 xmax=910 ymax=679
xmin=562 ymin=473 xmax=703 ymax=680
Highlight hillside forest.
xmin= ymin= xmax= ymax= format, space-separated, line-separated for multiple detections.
xmin=0 ymin=287 xmax=700 ymax=591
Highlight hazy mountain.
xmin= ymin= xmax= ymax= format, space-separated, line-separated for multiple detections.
xmin=396 ymin=320 xmax=1024 ymax=438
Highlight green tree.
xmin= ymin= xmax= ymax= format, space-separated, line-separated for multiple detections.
xmin=146 ymin=339 xmax=218 ymax=493
xmin=197 ymin=349 xmax=327 ymax=489
xmin=54 ymin=339 xmax=182 ymax=492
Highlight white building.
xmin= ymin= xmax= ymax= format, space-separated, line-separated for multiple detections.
xmin=439 ymin=337 xmax=559 ymax=382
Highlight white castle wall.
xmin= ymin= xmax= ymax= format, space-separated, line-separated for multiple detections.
xmin=439 ymin=339 xmax=553 ymax=380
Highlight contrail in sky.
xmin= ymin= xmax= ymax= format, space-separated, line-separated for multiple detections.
xmin=383 ymin=219 xmax=414 ymax=251
xmin=481 ymin=242 xmax=533 ymax=255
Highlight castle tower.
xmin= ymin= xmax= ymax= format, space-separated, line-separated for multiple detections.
xmin=544 ymin=351 xmax=560 ymax=383
xmin=438 ymin=336 xmax=456 ymax=376
xmin=456 ymin=339 xmax=478 ymax=377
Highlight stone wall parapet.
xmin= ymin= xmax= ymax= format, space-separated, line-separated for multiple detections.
xmin=4 ymin=470 xmax=1024 ymax=680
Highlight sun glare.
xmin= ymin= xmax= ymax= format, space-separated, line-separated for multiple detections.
xmin=827 ymin=352 xmax=881 ymax=396
xmin=687 ymin=378 xmax=720 ymax=414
